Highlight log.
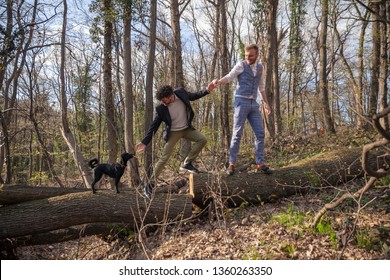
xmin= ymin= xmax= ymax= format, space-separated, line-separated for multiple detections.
xmin=0 ymin=184 xmax=86 ymax=205
xmin=0 ymin=147 xmax=385 ymax=243
xmin=0 ymin=223 xmax=126 ymax=250
xmin=0 ymin=179 xmax=189 ymax=205
xmin=0 ymin=190 xmax=193 ymax=239
xmin=191 ymin=147 xmax=384 ymax=208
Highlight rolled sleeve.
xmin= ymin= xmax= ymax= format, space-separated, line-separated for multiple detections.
xmin=222 ymin=61 xmax=244 ymax=83
xmin=258 ymin=72 xmax=265 ymax=93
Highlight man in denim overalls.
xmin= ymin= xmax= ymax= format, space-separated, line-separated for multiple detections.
xmin=213 ymin=44 xmax=273 ymax=175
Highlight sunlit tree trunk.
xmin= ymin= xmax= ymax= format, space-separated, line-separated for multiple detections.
xmin=170 ymin=0 xmax=191 ymax=161
xmin=356 ymin=8 xmax=369 ymax=128
xmin=368 ymin=0 xmax=380 ymax=117
xmin=378 ymin=0 xmax=389 ymax=130
xmin=263 ymin=0 xmax=278 ymax=140
xmin=123 ymin=1 xmax=141 ymax=186
xmin=219 ymin=0 xmax=231 ymax=150
xmin=319 ymin=0 xmax=335 ymax=133
xmin=59 ymin=0 xmax=92 ymax=189
xmin=103 ymin=0 xmax=118 ymax=163
xmin=144 ymin=0 xmax=157 ymax=179
xmin=266 ymin=0 xmax=282 ymax=140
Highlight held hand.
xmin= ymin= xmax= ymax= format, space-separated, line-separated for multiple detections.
xmin=212 ymin=79 xmax=219 ymax=86
xmin=136 ymin=143 xmax=146 ymax=153
xmin=207 ymin=80 xmax=218 ymax=92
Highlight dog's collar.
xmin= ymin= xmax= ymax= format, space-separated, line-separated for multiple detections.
xmin=120 ymin=163 xmax=126 ymax=168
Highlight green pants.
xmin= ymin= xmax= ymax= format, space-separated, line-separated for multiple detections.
xmin=153 ymin=127 xmax=207 ymax=180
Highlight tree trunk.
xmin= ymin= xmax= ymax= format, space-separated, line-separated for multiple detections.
xmin=264 ymin=0 xmax=277 ymax=139
xmin=59 ymin=0 xmax=92 ymax=189
xmin=191 ymin=147 xmax=381 ymax=208
xmin=368 ymin=0 xmax=380 ymax=117
xmin=0 ymin=190 xmax=193 ymax=239
xmin=0 ymin=223 xmax=125 ymax=250
xmin=319 ymin=0 xmax=336 ymax=133
xmin=144 ymin=0 xmax=157 ymax=178
xmin=170 ymin=0 xmax=191 ymax=161
xmin=1 ymin=147 xmax=383 ymax=243
xmin=356 ymin=9 xmax=369 ymax=128
xmin=219 ymin=0 xmax=231 ymax=151
xmin=378 ymin=0 xmax=389 ymax=130
xmin=170 ymin=0 xmax=185 ymax=88
xmin=123 ymin=3 xmax=141 ymax=186
xmin=103 ymin=0 xmax=118 ymax=163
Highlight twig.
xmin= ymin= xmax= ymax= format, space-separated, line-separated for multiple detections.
xmin=311 ymin=175 xmax=378 ymax=228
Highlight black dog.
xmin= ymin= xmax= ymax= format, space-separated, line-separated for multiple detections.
xmin=88 ymin=152 xmax=134 ymax=194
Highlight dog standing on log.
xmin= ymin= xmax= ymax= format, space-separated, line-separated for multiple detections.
xmin=88 ymin=152 xmax=134 ymax=194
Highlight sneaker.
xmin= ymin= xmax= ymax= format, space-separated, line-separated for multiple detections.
xmin=226 ymin=164 xmax=235 ymax=175
xmin=143 ymin=183 xmax=154 ymax=199
xmin=180 ymin=162 xmax=200 ymax=174
xmin=257 ymin=164 xmax=273 ymax=175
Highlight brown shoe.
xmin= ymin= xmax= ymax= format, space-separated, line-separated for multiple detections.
xmin=257 ymin=164 xmax=273 ymax=175
xmin=226 ymin=164 xmax=235 ymax=175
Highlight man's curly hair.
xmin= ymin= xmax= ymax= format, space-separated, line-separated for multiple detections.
xmin=156 ymin=85 xmax=174 ymax=101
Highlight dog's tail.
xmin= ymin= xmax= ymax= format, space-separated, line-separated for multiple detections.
xmin=88 ymin=158 xmax=99 ymax=168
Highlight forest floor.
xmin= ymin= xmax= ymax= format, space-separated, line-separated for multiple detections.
xmin=12 ymin=127 xmax=390 ymax=260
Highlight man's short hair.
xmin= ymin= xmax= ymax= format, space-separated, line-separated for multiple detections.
xmin=245 ymin=44 xmax=259 ymax=53
xmin=156 ymin=85 xmax=174 ymax=101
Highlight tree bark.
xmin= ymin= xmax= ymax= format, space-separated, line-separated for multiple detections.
xmin=264 ymin=0 xmax=277 ymax=139
xmin=144 ymin=0 xmax=157 ymax=178
xmin=0 ymin=190 xmax=193 ymax=239
xmin=123 ymin=3 xmax=141 ymax=186
xmin=378 ymin=0 xmax=389 ymax=130
xmin=103 ymin=0 xmax=118 ymax=164
xmin=191 ymin=147 xmax=382 ymax=208
xmin=59 ymin=0 xmax=92 ymax=189
xmin=0 ymin=147 xmax=384 ymax=242
xmin=219 ymin=0 xmax=231 ymax=151
xmin=368 ymin=0 xmax=380 ymax=117
xmin=0 ymin=223 xmax=126 ymax=250
xmin=319 ymin=0 xmax=336 ymax=133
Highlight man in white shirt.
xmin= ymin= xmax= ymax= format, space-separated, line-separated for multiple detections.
xmin=213 ymin=44 xmax=273 ymax=175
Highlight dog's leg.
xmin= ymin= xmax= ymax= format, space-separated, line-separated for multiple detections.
xmin=115 ymin=177 xmax=120 ymax=193
xmin=91 ymin=171 xmax=103 ymax=194
xmin=91 ymin=183 xmax=96 ymax=194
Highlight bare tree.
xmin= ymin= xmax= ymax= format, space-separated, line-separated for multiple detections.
xmin=123 ymin=1 xmax=141 ymax=186
xmin=251 ymin=0 xmax=280 ymax=139
xmin=59 ymin=0 xmax=93 ymax=189
xmin=26 ymin=53 xmax=64 ymax=188
xmin=319 ymin=0 xmax=336 ymax=133
xmin=378 ymin=0 xmax=389 ymax=130
xmin=144 ymin=0 xmax=157 ymax=179
xmin=0 ymin=0 xmax=41 ymax=183
xmin=169 ymin=0 xmax=190 ymax=87
xmin=169 ymin=0 xmax=192 ymax=161
xmin=103 ymin=0 xmax=118 ymax=163
xmin=262 ymin=0 xmax=278 ymax=140
xmin=219 ymin=0 xmax=231 ymax=151
xmin=367 ymin=0 xmax=380 ymax=118
xmin=334 ymin=3 xmax=369 ymax=129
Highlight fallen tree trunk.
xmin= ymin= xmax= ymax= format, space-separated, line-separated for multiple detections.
xmin=0 ymin=190 xmax=192 ymax=239
xmin=0 ymin=223 xmax=126 ymax=250
xmin=0 ymin=179 xmax=189 ymax=205
xmin=191 ymin=147 xmax=382 ymax=208
xmin=0 ymin=147 xmax=384 ymax=244
xmin=0 ymin=185 xmax=86 ymax=205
